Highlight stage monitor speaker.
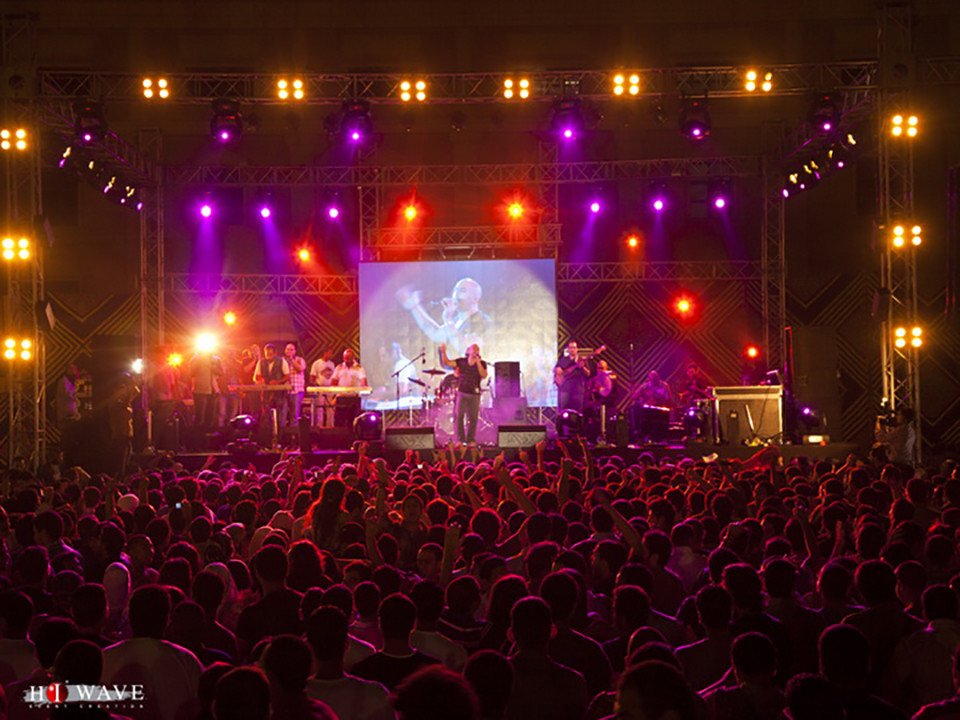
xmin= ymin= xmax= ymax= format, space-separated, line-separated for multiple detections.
xmin=385 ymin=427 xmax=435 ymax=450
xmin=713 ymin=386 xmax=783 ymax=444
xmin=492 ymin=396 xmax=527 ymax=424
xmin=494 ymin=362 xmax=521 ymax=398
xmin=498 ymin=424 xmax=546 ymax=448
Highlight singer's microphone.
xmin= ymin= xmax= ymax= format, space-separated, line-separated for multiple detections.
xmin=421 ymin=348 xmax=426 ymax=364
xmin=427 ymin=299 xmax=446 ymax=307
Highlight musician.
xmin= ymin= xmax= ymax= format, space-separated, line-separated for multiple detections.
xmin=309 ymin=350 xmax=336 ymax=426
xmin=189 ymin=347 xmax=223 ymax=432
xmin=554 ymin=341 xmax=590 ymax=413
xmin=439 ymin=342 xmax=487 ymax=446
xmin=676 ymin=363 xmax=710 ymax=407
xmin=253 ymin=344 xmax=290 ymax=424
xmin=634 ymin=370 xmax=674 ymax=408
xmin=238 ymin=345 xmax=262 ymax=416
xmin=587 ymin=359 xmax=615 ymax=403
xmin=331 ymin=349 xmax=369 ymax=428
xmin=397 ymin=277 xmax=490 ymax=356
xmin=284 ymin=342 xmax=307 ymax=426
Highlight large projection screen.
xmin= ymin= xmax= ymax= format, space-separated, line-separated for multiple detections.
xmin=359 ymin=259 xmax=558 ymax=409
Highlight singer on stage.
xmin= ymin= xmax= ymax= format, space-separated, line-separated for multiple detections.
xmin=439 ymin=342 xmax=487 ymax=446
xmin=396 ymin=277 xmax=491 ymax=356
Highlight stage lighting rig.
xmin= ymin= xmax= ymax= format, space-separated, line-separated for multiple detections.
xmin=3 ymin=337 xmax=32 ymax=362
xmin=74 ymin=100 xmax=107 ymax=143
xmin=400 ymin=79 xmax=427 ymax=103
xmin=210 ymin=98 xmax=243 ymax=143
xmin=612 ymin=73 xmax=641 ymax=97
xmin=809 ymin=93 xmax=837 ymax=133
xmin=142 ymin=77 xmax=169 ymax=100
xmin=891 ymin=223 xmax=922 ymax=249
xmin=339 ymin=99 xmax=374 ymax=144
xmin=1 ymin=236 xmax=31 ymax=262
xmin=678 ymin=97 xmax=710 ymax=141
xmin=277 ymin=78 xmax=305 ymax=101
xmin=744 ymin=69 xmax=773 ymax=93
xmin=503 ymin=77 xmax=531 ymax=100
xmin=0 ymin=128 xmax=28 ymax=152
xmin=556 ymin=409 xmax=583 ymax=439
xmin=354 ymin=412 xmax=383 ymax=441
xmin=550 ymin=98 xmax=585 ymax=141
xmin=890 ymin=113 xmax=919 ymax=138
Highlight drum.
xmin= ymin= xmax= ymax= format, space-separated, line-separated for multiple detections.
xmin=433 ymin=399 xmax=456 ymax=441
xmin=437 ymin=373 xmax=458 ymax=400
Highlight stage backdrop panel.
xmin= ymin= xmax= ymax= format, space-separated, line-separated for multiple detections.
xmin=359 ymin=259 xmax=558 ymax=409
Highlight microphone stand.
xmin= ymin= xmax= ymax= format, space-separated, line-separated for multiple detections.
xmin=393 ymin=350 xmax=426 ymax=424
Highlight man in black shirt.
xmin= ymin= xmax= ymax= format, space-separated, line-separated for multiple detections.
xmin=554 ymin=341 xmax=589 ymax=413
xmin=439 ymin=342 xmax=487 ymax=446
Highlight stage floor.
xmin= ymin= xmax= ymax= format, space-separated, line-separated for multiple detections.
xmin=150 ymin=441 xmax=859 ymax=473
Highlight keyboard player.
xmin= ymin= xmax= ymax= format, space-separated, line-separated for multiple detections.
xmin=253 ymin=344 xmax=291 ymax=424
xmin=331 ymin=348 xmax=369 ymax=428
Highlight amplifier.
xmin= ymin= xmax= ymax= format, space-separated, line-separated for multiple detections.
xmin=497 ymin=425 xmax=546 ymax=448
xmin=712 ymin=385 xmax=783 ymax=444
xmin=385 ymin=427 xmax=436 ymax=450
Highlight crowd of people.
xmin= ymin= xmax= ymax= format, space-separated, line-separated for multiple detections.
xmin=1 ymin=437 xmax=958 ymax=720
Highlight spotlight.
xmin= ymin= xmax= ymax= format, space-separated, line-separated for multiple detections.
xmin=199 ymin=203 xmax=213 ymax=219
xmin=897 ymin=325 xmax=924 ymax=349
xmin=679 ymin=98 xmax=711 ymax=141
xmin=891 ymin=113 xmax=919 ymax=138
xmin=74 ymin=100 xmax=107 ymax=143
xmin=194 ymin=332 xmax=219 ymax=354
xmin=551 ymin=98 xmax=584 ymax=142
xmin=589 ymin=201 xmax=601 ymax=214
xmin=507 ymin=202 xmax=525 ymax=220
xmin=142 ymin=77 xmax=169 ymax=100
xmin=131 ymin=358 xmax=144 ymax=375
xmin=891 ymin=223 xmax=922 ymax=248
xmin=400 ymin=79 xmax=427 ymax=103
xmin=744 ymin=69 xmax=773 ymax=93
xmin=745 ymin=345 xmax=760 ymax=360
xmin=297 ymin=247 xmax=311 ymax=263
xmin=229 ymin=414 xmax=259 ymax=439
xmin=798 ymin=405 xmax=822 ymax=430
xmin=0 ymin=128 xmax=28 ymax=152
xmin=809 ymin=94 xmax=837 ymax=133
xmin=354 ymin=411 xmax=383 ymax=441
xmin=277 ymin=78 xmax=305 ymax=101
xmin=683 ymin=405 xmax=709 ymax=437
xmin=713 ymin=196 xmax=727 ymax=209
xmin=894 ymin=326 xmax=907 ymax=349
xmin=403 ymin=203 xmax=418 ymax=222
xmin=710 ymin=180 xmax=731 ymax=210
xmin=556 ymin=409 xmax=583 ymax=439
xmin=3 ymin=337 xmax=32 ymax=362
xmin=612 ymin=73 xmax=641 ymax=97
xmin=652 ymin=197 xmax=665 ymax=212
xmin=167 ymin=352 xmax=183 ymax=367
xmin=223 ymin=311 xmax=237 ymax=326
xmin=626 ymin=234 xmax=640 ymax=249
xmin=1 ymin=237 xmax=31 ymax=262
xmin=503 ymin=77 xmax=531 ymax=100
xmin=210 ymin=98 xmax=242 ymax=143
xmin=258 ymin=206 xmax=271 ymax=219
xmin=674 ymin=296 xmax=694 ymax=318
xmin=327 ymin=205 xmax=340 ymax=219
xmin=340 ymin=100 xmax=373 ymax=144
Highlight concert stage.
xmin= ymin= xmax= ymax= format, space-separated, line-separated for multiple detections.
xmin=155 ymin=440 xmax=859 ymax=474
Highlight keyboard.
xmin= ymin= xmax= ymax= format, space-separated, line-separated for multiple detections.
xmin=228 ymin=384 xmax=292 ymax=392
xmin=306 ymin=386 xmax=373 ymax=395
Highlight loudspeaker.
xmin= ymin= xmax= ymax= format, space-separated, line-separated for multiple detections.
xmin=494 ymin=362 xmax=521 ymax=398
xmin=792 ymin=326 xmax=841 ymax=433
xmin=492 ymin=396 xmax=527 ymax=424
xmin=298 ymin=417 xmax=312 ymax=453
xmin=497 ymin=425 xmax=546 ymax=448
xmin=713 ymin=386 xmax=783 ymax=444
xmin=385 ymin=427 xmax=435 ymax=450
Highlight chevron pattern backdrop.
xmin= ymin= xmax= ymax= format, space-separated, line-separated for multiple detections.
xmin=12 ymin=267 xmax=956 ymax=457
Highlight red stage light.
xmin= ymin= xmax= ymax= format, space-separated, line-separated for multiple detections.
xmin=626 ymin=234 xmax=640 ymax=249
xmin=674 ymin=296 xmax=694 ymax=316
xmin=297 ymin=247 xmax=311 ymax=262
xmin=745 ymin=345 xmax=760 ymax=359
xmin=507 ymin=201 xmax=524 ymax=220
xmin=403 ymin=204 xmax=418 ymax=222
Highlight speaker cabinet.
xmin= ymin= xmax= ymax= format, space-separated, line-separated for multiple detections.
xmin=713 ymin=386 xmax=783 ymax=444
xmin=494 ymin=361 xmax=521 ymax=398
xmin=497 ymin=425 xmax=546 ymax=448
xmin=385 ymin=427 xmax=435 ymax=450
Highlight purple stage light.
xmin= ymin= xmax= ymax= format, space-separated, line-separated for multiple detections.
xmin=801 ymin=406 xmax=813 ymax=416
xmin=259 ymin=206 xmax=271 ymax=219
xmin=200 ymin=203 xmax=213 ymax=219
xmin=218 ymin=130 xmax=231 ymax=142
xmin=327 ymin=206 xmax=340 ymax=219
xmin=562 ymin=127 xmax=574 ymax=140
xmin=781 ymin=188 xmax=790 ymax=198
xmin=713 ymin=196 xmax=727 ymax=209
xmin=652 ymin=198 xmax=665 ymax=212
xmin=350 ymin=130 xmax=361 ymax=142
xmin=836 ymin=160 xmax=845 ymax=169
xmin=589 ymin=201 xmax=601 ymax=214
xmin=821 ymin=121 xmax=832 ymax=132
xmin=136 ymin=202 xmax=144 ymax=211
xmin=82 ymin=132 xmax=93 ymax=143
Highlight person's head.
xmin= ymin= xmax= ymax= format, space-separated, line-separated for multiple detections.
xmin=33 ymin=617 xmax=80 ymax=669
xmin=613 ymin=584 xmax=650 ymax=634
xmin=762 ymin=558 xmax=797 ymax=600
xmin=261 ymin=634 xmax=313 ymax=695
xmin=722 ymin=563 xmax=763 ymax=612
xmin=416 ymin=544 xmax=442 ymax=582
xmin=343 ymin=348 xmax=355 ymax=366
xmin=394 ymin=666 xmax=479 ymax=720
xmin=785 ymin=674 xmax=845 ymax=720
xmin=379 ymin=592 xmax=417 ymax=643
xmin=818 ymin=623 xmax=870 ymax=687
xmin=445 ymin=576 xmax=481 ymax=618
xmin=466 ymin=344 xmax=480 ymax=360
xmin=855 ymin=559 xmax=897 ymax=606
xmin=566 ymin=341 xmax=578 ymax=359
xmin=817 ymin=561 xmax=852 ymax=603
xmin=35 ymin=510 xmax=65 ymax=545
xmin=695 ymin=585 xmax=732 ymax=631
xmin=305 ymin=605 xmax=349 ymax=663
xmin=253 ymin=545 xmax=288 ymax=587
xmin=192 ymin=569 xmax=226 ymax=619
xmin=730 ymin=632 xmax=777 ymax=684
xmin=410 ymin=580 xmax=445 ymax=627
xmin=464 ymin=650 xmax=513 ymax=720
xmin=0 ymin=590 xmax=34 ymax=639
xmin=213 ymin=666 xmax=271 ymax=720
xmin=510 ymin=596 xmax=552 ymax=652
xmin=73 ymin=583 xmax=107 ymax=630
xmin=284 ymin=343 xmax=297 ymax=358
xmin=539 ymin=571 xmax=579 ymax=626
xmin=128 ymin=585 xmax=170 ymax=639
xmin=647 ymin=370 xmax=660 ymax=384
xmin=615 ymin=660 xmax=699 ymax=720
xmin=54 ymin=639 xmax=102 ymax=684
xmin=922 ymin=584 xmax=958 ymax=623
xmin=263 ymin=344 xmax=276 ymax=359
xmin=452 ymin=278 xmax=482 ymax=312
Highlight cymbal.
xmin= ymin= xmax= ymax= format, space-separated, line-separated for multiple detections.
xmin=423 ymin=368 xmax=447 ymax=376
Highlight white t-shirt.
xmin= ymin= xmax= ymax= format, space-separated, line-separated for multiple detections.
xmin=332 ymin=363 xmax=368 ymax=388
xmin=345 ymin=634 xmax=377 ymax=670
xmin=410 ymin=629 xmax=468 ymax=671
xmin=306 ymin=675 xmax=395 ymax=720
xmin=310 ymin=359 xmax=336 ymax=386
xmin=102 ymin=637 xmax=203 ymax=720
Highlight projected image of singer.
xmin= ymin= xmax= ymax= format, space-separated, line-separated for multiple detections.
xmin=439 ymin=342 xmax=487 ymax=446
xmin=396 ymin=277 xmax=491 ymax=356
